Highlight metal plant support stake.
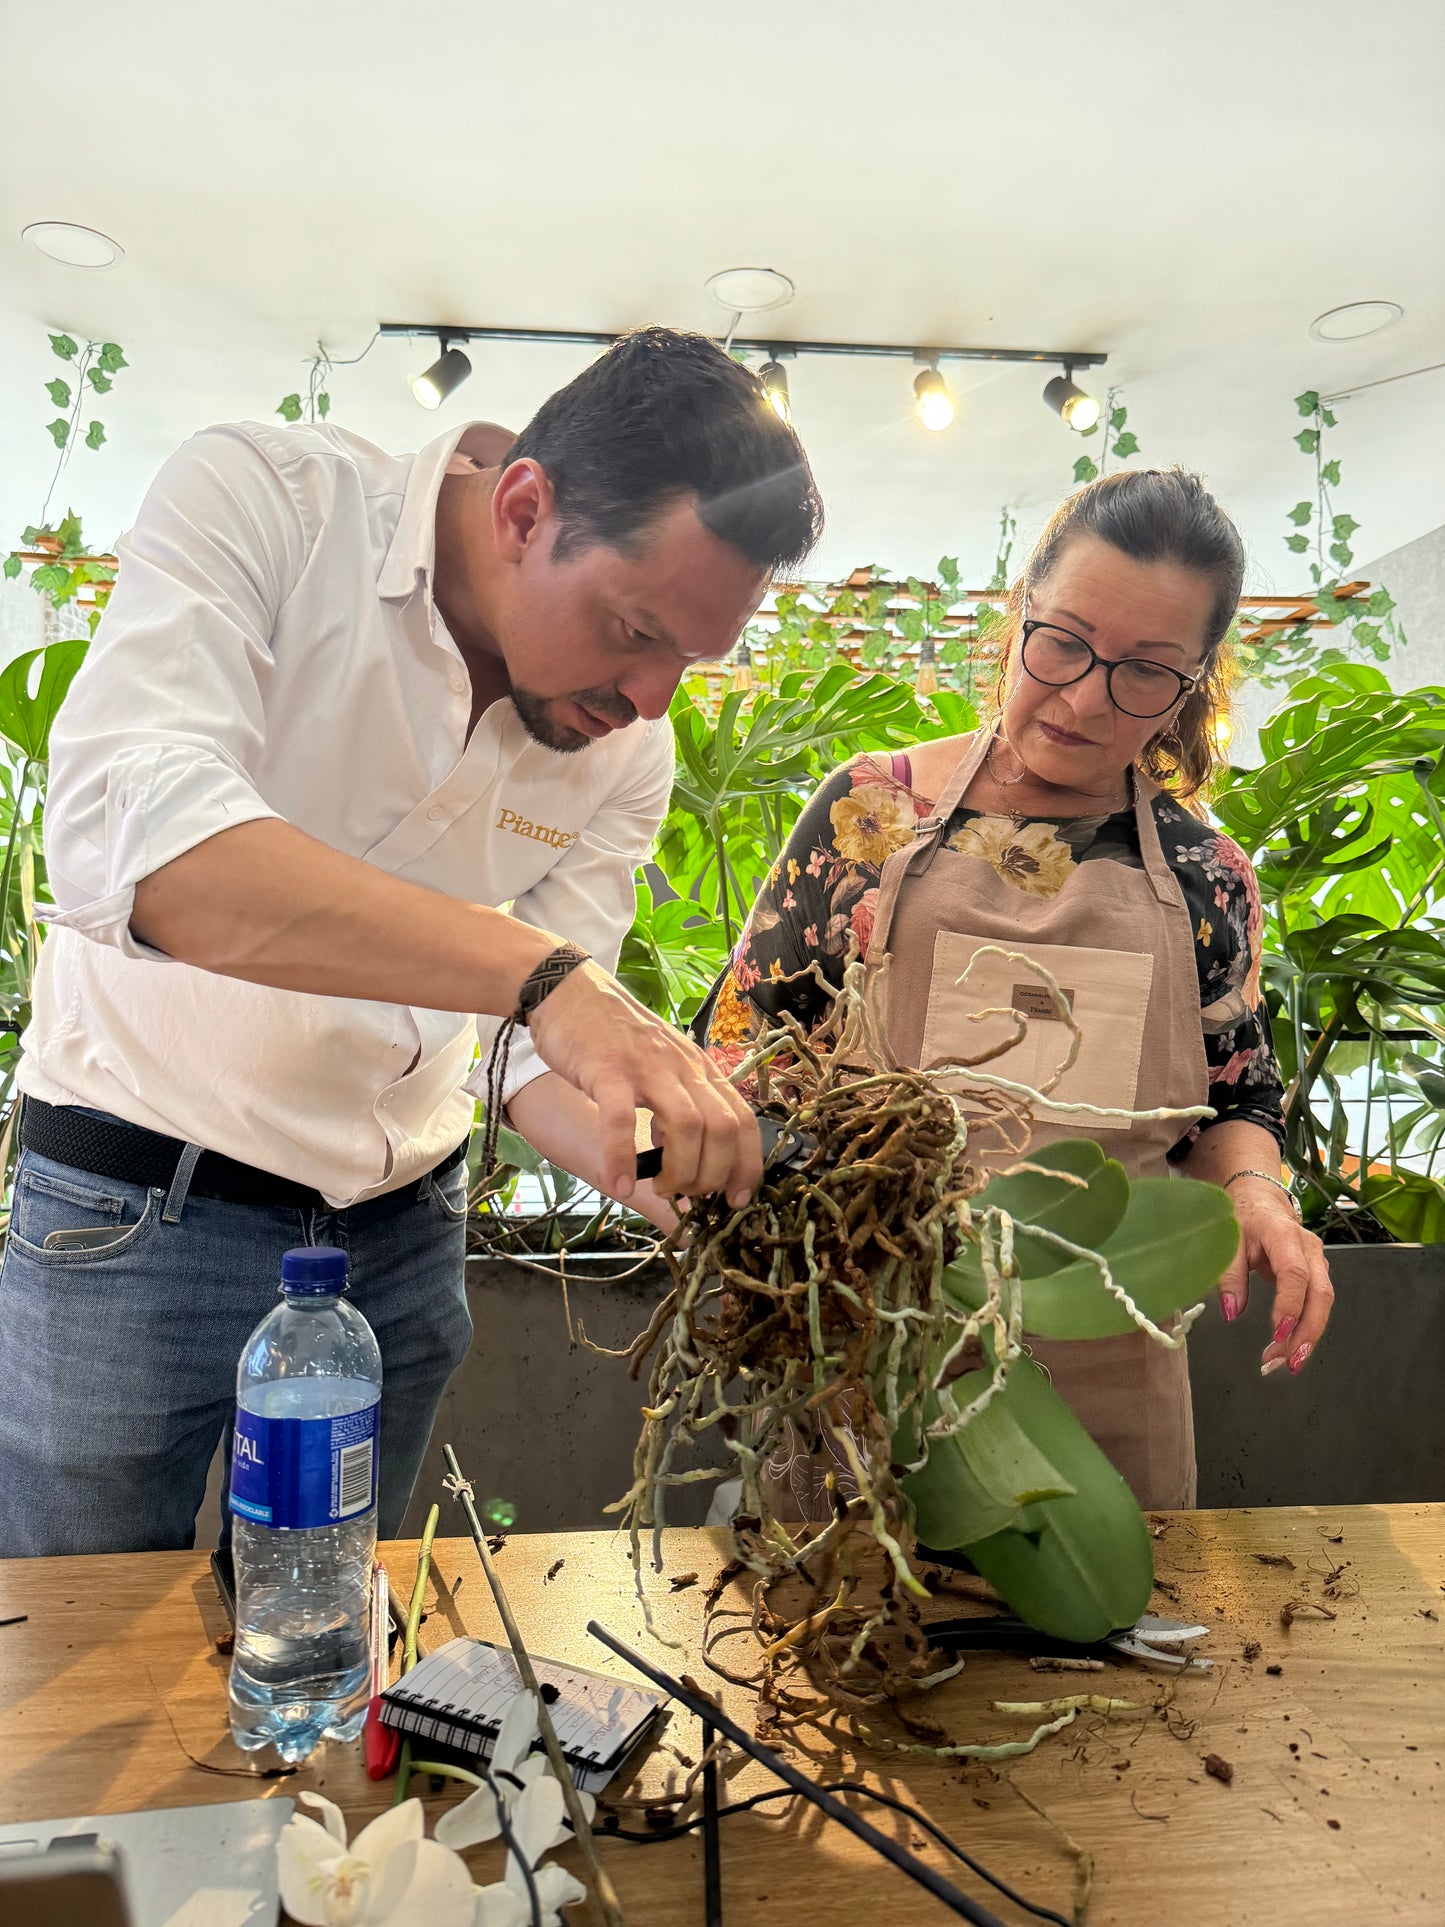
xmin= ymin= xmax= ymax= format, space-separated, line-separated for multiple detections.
xmin=441 ymin=1443 xmax=626 ymax=1927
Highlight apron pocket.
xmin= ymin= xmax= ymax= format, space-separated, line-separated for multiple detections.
xmin=919 ymin=931 xmax=1154 ymax=1133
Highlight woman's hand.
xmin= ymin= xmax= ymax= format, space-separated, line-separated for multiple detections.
xmin=1218 ymin=1176 xmax=1334 ymax=1375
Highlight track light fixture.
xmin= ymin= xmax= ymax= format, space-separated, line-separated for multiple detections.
xmin=759 ymin=357 xmax=791 ymax=424
xmin=1042 ymin=366 xmax=1101 ymax=433
xmin=411 ymin=337 xmax=473 ymax=410
xmin=913 ymin=362 xmax=954 ymax=433
xmin=380 ymin=325 xmax=1107 ymax=427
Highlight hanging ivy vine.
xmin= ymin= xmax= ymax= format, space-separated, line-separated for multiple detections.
xmin=4 ymin=333 xmax=128 ymax=633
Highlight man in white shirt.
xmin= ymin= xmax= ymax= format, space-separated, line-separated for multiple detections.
xmin=0 ymin=327 xmax=822 ymax=1557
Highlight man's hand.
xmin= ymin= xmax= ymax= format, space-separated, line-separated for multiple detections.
xmin=527 ymin=960 xmax=761 ymax=1207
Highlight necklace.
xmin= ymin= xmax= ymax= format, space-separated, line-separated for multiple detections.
xmin=982 ymin=730 xmax=1132 ymax=825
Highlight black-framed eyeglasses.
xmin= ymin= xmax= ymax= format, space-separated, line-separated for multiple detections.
xmin=1020 ymin=619 xmax=1198 ymax=719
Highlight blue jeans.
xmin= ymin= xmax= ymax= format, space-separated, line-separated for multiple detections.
xmin=0 ymin=1133 xmax=472 ymax=1557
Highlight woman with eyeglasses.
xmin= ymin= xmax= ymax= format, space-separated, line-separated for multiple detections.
xmin=697 ymin=467 xmax=1333 ymax=1510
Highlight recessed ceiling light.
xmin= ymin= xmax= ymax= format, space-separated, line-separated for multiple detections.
xmin=705 ymin=266 xmax=795 ymax=314
xmin=1308 ymin=300 xmax=1403 ymax=343
xmin=22 ymin=221 xmax=125 ymax=269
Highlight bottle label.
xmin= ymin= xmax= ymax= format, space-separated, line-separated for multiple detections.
xmin=229 ymin=1400 xmax=379 ymax=1529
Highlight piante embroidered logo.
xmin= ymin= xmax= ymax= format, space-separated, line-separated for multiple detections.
xmin=496 ymin=807 xmax=578 ymax=851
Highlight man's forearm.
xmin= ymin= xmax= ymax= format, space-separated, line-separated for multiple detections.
xmin=130 ymin=818 xmax=557 ymax=1015
xmin=506 ymin=1072 xmax=680 ymax=1232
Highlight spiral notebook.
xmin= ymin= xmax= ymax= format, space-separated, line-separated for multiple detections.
xmin=379 ymin=1637 xmax=668 ymax=1794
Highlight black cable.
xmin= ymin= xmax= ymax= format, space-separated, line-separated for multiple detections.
xmin=600 ymin=1782 xmax=1072 ymax=1927
xmin=590 ymin=1618 xmax=1005 ymax=1926
xmin=479 ymin=1761 xmax=543 ymax=1927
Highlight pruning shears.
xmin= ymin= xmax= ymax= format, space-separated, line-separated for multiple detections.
xmin=924 ymin=1609 xmax=1213 ymax=1673
xmin=635 ymin=1115 xmax=818 ymax=1185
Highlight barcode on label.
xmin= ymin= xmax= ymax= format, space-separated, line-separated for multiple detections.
xmin=338 ymin=1438 xmax=374 ymax=1516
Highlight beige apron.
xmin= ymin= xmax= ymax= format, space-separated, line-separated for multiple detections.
xmin=866 ymin=728 xmax=1210 ymax=1510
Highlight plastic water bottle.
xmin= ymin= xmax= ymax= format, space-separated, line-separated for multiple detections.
xmin=227 ymin=1246 xmax=381 ymax=1763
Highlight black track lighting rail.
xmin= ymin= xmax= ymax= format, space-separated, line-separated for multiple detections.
xmin=378 ymin=321 xmax=1106 ymax=375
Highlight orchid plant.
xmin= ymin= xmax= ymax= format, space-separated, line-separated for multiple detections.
xmin=277 ymin=1693 xmax=590 ymax=1927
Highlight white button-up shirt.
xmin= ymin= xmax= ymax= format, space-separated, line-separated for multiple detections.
xmin=23 ymin=419 xmax=674 ymax=1205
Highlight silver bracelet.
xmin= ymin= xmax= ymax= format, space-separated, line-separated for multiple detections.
xmin=1223 ymin=1169 xmax=1301 ymax=1221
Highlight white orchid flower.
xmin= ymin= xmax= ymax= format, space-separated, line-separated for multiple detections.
xmin=277 ymin=1793 xmax=477 ymax=1927
xmin=434 ymin=1693 xmax=594 ymax=1853
xmin=473 ymin=1861 xmax=587 ymax=1927
xmin=470 ymin=1780 xmax=587 ymax=1927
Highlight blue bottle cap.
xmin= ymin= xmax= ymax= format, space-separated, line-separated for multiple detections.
xmin=280 ymin=1245 xmax=348 ymax=1295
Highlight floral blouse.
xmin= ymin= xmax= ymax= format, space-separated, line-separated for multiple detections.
xmin=696 ymin=753 xmax=1285 ymax=1152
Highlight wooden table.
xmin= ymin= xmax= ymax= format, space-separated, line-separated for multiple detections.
xmin=3 ymin=1508 xmax=1443 ymax=1925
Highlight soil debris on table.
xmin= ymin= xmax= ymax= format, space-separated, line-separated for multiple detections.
xmin=1254 ymin=1553 xmax=1296 ymax=1569
xmin=668 ymin=1571 xmax=699 ymax=1592
xmin=1203 ymin=1752 xmax=1234 ymax=1785
xmin=543 ymin=1558 xmax=565 ymax=1584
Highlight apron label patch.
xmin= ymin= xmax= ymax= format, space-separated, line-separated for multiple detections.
xmin=1011 ymin=982 xmax=1075 ymax=1021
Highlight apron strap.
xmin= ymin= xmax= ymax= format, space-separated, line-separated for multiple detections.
xmin=870 ymin=727 xmax=992 ymax=960
xmin=1131 ymin=767 xmax=1187 ymax=909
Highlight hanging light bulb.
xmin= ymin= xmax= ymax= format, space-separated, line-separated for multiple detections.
xmin=913 ymin=364 xmax=954 ymax=432
xmin=1042 ymin=370 xmax=1101 ymax=432
xmin=759 ymin=359 xmax=791 ymax=423
xmin=411 ymin=340 xmax=473 ymax=410
xmin=730 ymin=641 xmax=755 ymax=692
xmin=915 ymin=636 xmax=939 ymax=696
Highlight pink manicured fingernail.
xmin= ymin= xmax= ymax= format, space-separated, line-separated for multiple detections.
xmin=1273 ymin=1317 xmax=1297 ymax=1346
xmin=1288 ymin=1342 xmax=1313 ymax=1376
xmin=1260 ymin=1357 xmax=1286 ymax=1377
xmin=1220 ymin=1293 xmax=1240 ymax=1323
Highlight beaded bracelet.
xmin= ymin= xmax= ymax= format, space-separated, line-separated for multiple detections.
xmin=480 ymin=942 xmax=592 ymax=1181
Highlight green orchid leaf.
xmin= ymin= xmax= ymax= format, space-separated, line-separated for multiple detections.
xmin=84 ymin=421 xmax=106 ymax=450
xmin=898 ymin=1420 xmax=1023 ymax=1548
xmin=1073 ymin=455 xmax=1098 ymax=484
xmin=1295 ymin=428 xmax=1320 ymax=454
xmin=96 ymin=342 xmax=127 ymax=374
xmin=946 ymin=1174 xmax=1239 ymax=1339
xmin=1111 ymin=430 xmax=1140 ymax=460
xmin=1284 ymin=534 xmax=1310 ymax=553
xmin=1287 ymin=501 xmax=1313 ymax=526
xmin=49 ymin=333 xmax=78 ymax=361
xmin=276 ymin=393 xmax=303 ymax=422
xmin=45 ymin=378 xmax=71 ymax=410
xmin=955 ymin=1350 xmax=1154 ymax=1640
xmin=0 ymin=639 xmax=90 ymax=760
xmin=317 ymin=390 xmax=331 ymax=419
xmin=1295 ymin=390 xmax=1320 ymax=415
xmin=1109 ymin=405 xmax=1128 ymax=431
xmin=944 ymin=1141 xmax=1130 ymax=1297
xmin=46 ymin=419 xmax=70 ymax=448
xmin=2 ymin=555 xmax=21 ymax=581
xmin=1322 ymin=459 xmax=1341 ymax=487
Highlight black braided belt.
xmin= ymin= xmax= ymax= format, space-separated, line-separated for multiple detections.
xmin=19 ymin=1096 xmax=466 ymax=1212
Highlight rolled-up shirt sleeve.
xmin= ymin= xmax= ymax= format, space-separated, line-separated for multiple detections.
xmin=41 ymin=426 xmax=302 ymax=958
xmin=467 ymin=715 xmax=676 ymax=1105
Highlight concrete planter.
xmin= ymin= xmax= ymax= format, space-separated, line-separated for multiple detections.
xmin=1190 ymin=1241 xmax=1445 ymax=1508
xmin=403 ymin=1239 xmax=1444 ymax=1536
xmin=400 ymin=1253 xmax=730 ymax=1538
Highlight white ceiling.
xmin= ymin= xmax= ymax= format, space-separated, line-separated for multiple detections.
xmin=1 ymin=0 xmax=1442 ymax=594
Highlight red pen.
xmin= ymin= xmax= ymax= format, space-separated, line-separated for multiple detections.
xmin=364 ymin=1562 xmax=401 ymax=1779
